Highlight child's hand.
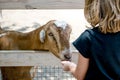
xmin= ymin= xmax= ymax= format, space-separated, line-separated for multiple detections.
xmin=61 ymin=61 xmax=76 ymax=71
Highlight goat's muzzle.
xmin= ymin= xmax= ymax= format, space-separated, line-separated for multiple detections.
xmin=61 ymin=51 xmax=72 ymax=61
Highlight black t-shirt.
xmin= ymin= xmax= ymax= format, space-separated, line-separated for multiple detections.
xmin=73 ymin=27 xmax=120 ymax=80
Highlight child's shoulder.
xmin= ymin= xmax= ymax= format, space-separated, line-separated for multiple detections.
xmin=84 ymin=27 xmax=99 ymax=35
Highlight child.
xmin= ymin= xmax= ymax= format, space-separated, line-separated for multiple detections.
xmin=61 ymin=0 xmax=120 ymax=80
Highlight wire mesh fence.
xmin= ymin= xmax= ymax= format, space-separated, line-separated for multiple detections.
xmin=33 ymin=66 xmax=76 ymax=80
xmin=0 ymin=66 xmax=76 ymax=80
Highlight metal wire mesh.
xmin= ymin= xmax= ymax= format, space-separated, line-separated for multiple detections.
xmin=33 ymin=66 xmax=76 ymax=80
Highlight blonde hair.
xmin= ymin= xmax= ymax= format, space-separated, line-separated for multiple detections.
xmin=84 ymin=0 xmax=120 ymax=33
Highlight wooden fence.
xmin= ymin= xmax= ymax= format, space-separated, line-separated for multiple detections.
xmin=0 ymin=0 xmax=84 ymax=9
xmin=0 ymin=50 xmax=78 ymax=66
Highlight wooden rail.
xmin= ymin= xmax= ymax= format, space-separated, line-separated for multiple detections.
xmin=0 ymin=50 xmax=78 ymax=66
xmin=0 ymin=0 xmax=84 ymax=9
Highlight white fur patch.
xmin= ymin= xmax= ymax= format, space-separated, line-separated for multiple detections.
xmin=0 ymin=33 xmax=7 ymax=37
xmin=39 ymin=30 xmax=45 ymax=43
xmin=54 ymin=21 xmax=67 ymax=30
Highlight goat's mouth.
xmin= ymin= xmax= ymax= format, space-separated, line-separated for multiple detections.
xmin=61 ymin=58 xmax=71 ymax=61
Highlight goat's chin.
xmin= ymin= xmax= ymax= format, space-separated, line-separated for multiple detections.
xmin=61 ymin=58 xmax=71 ymax=61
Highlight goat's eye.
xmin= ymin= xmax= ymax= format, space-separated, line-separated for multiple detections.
xmin=48 ymin=32 xmax=54 ymax=36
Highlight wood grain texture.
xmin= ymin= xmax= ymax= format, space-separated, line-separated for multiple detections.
xmin=0 ymin=0 xmax=84 ymax=9
xmin=0 ymin=51 xmax=78 ymax=66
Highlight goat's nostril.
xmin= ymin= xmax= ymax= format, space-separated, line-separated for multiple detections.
xmin=64 ymin=54 xmax=71 ymax=60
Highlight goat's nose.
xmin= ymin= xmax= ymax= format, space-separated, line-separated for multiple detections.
xmin=64 ymin=54 xmax=71 ymax=61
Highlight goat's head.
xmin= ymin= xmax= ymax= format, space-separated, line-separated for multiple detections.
xmin=39 ymin=20 xmax=72 ymax=61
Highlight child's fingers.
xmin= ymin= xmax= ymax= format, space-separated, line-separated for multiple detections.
xmin=61 ymin=61 xmax=71 ymax=71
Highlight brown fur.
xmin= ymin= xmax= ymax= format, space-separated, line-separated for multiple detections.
xmin=0 ymin=20 xmax=72 ymax=80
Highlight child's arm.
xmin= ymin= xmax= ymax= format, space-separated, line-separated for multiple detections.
xmin=61 ymin=53 xmax=89 ymax=80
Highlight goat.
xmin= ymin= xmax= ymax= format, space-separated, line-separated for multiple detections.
xmin=0 ymin=20 xmax=72 ymax=80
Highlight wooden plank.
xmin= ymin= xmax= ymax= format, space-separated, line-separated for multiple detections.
xmin=0 ymin=50 xmax=78 ymax=66
xmin=0 ymin=0 xmax=84 ymax=9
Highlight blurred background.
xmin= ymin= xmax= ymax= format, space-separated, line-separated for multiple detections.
xmin=0 ymin=9 xmax=90 ymax=51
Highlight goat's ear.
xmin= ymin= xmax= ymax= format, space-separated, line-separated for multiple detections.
xmin=39 ymin=29 xmax=45 ymax=43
